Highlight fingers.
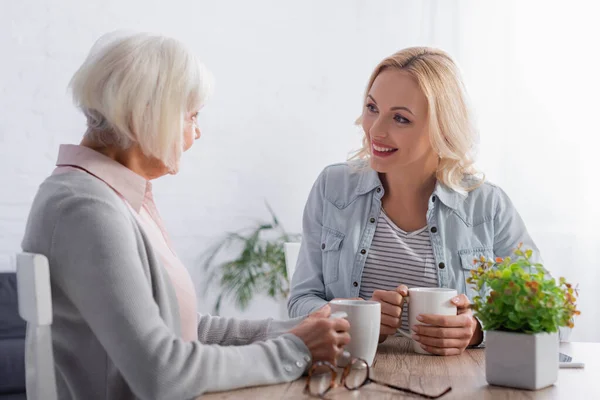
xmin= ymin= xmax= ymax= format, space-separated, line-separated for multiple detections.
xmin=331 ymin=317 xmax=350 ymax=332
xmin=379 ymin=314 xmax=401 ymax=336
xmin=329 ymin=328 xmax=351 ymax=364
xmin=318 ymin=344 xmax=342 ymax=365
xmin=414 ymin=335 xmax=466 ymax=349
xmin=410 ymin=315 xmax=477 ymax=356
xmin=417 ymin=313 xmax=472 ymax=328
xmin=381 ymin=314 xmax=401 ymax=330
xmin=371 ymin=289 xmax=407 ymax=337
xmin=457 ymin=306 xmax=474 ymax=316
xmin=294 ymin=311 xmax=355 ymax=364
xmin=336 ymin=332 xmax=351 ymax=347
xmin=314 ymin=320 xmax=351 ymax=362
xmin=371 ymin=289 xmax=404 ymax=307
xmin=413 ymin=325 xmax=473 ymax=340
xmin=419 ymin=344 xmax=462 ymax=356
xmin=311 ymin=304 xmax=331 ymax=318
xmin=451 ymin=294 xmax=471 ymax=310
xmin=379 ymin=301 xmax=403 ymax=318
xmin=396 ymin=284 xmax=409 ymax=296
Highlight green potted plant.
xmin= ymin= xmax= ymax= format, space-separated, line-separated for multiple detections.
xmin=468 ymin=243 xmax=580 ymax=390
xmin=201 ymin=204 xmax=300 ymax=316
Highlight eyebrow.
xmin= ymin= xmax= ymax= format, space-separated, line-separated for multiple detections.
xmin=367 ymin=95 xmax=415 ymax=116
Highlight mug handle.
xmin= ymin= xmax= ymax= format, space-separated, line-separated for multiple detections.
xmin=395 ymin=295 xmax=414 ymax=340
xmin=329 ymin=311 xmax=352 ymax=365
xmin=396 ymin=328 xmax=415 ymax=341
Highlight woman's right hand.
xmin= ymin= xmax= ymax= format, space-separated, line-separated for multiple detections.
xmin=289 ymin=305 xmax=351 ymax=364
xmin=370 ymin=285 xmax=409 ymax=342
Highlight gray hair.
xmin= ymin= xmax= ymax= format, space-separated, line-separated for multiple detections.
xmin=69 ymin=31 xmax=214 ymax=170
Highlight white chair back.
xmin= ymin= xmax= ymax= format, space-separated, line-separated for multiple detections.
xmin=283 ymin=242 xmax=301 ymax=283
xmin=17 ymin=253 xmax=58 ymax=400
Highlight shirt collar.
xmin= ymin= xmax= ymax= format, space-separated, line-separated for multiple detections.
xmin=355 ymin=163 xmax=466 ymax=210
xmin=55 ymin=144 xmax=149 ymax=212
xmin=432 ymin=182 xmax=467 ymax=210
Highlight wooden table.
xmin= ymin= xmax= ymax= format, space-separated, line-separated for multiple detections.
xmin=202 ymin=337 xmax=600 ymax=399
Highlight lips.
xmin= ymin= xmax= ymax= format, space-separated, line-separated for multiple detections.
xmin=371 ymin=141 xmax=398 ymax=157
xmin=373 ymin=144 xmax=397 ymax=152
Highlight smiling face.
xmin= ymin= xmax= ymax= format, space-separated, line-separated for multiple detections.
xmin=361 ymin=68 xmax=435 ymax=174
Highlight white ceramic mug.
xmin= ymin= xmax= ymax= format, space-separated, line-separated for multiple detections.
xmin=396 ymin=287 xmax=458 ymax=354
xmin=329 ymin=299 xmax=381 ymax=366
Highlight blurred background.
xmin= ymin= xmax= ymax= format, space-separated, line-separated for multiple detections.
xmin=1 ymin=0 xmax=598 ymax=341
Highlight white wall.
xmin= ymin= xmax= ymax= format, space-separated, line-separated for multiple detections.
xmin=1 ymin=0 xmax=597 ymax=340
xmin=455 ymin=0 xmax=600 ymax=342
xmin=0 ymin=0 xmax=439 ymax=317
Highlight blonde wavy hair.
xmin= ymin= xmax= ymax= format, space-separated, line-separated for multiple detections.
xmin=353 ymin=47 xmax=483 ymax=193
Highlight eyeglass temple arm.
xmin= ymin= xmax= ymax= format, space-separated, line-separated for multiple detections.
xmin=368 ymin=378 xmax=452 ymax=399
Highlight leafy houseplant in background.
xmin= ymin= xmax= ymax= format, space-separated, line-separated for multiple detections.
xmin=468 ymin=244 xmax=580 ymax=390
xmin=201 ymin=204 xmax=300 ymax=316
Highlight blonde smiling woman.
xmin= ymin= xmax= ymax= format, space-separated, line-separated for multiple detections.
xmin=21 ymin=32 xmax=349 ymax=400
xmin=288 ymin=47 xmax=539 ymax=355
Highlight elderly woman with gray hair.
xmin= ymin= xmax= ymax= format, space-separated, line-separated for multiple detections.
xmin=21 ymin=32 xmax=350 ymax=400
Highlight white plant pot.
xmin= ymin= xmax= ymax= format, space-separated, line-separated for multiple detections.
xmin=486 ymin=330 xmax=558 ymax=390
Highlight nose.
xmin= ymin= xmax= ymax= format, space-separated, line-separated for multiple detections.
xmin=368 ymin=115 xmax=389 ymax=139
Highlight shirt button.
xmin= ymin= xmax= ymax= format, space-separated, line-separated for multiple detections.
xmin=353 ymin=281 xmax=358 ymax=287
xmin=321 ymin=243 xmax=325 ymax=250
xmin=284 ymin=365 xmax=293 ymax=372
xmin=360 ymin=249 xmax=366 ymax=255
xmin=376 ymin=188 xmax=381 ymax=193
xmin=432 ymin=196 xmax=436 ymax=202
xmin=438 ymin=262 xmax=446 ymax=269
xmin=296 ymin=361 xmax=305 ymax=368
xmin=370 ymin=217 xmax=376 ymax=223
xmin=430 ymin=227 xmax=438 ymax=233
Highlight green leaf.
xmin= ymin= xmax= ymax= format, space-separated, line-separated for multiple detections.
xmin=469 ymin=246 xmax=580 ymax=333
xmin=199 ymin=203 xmax=299 ymax=313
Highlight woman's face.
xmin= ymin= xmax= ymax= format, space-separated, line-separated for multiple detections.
xmin=361 ymin=69 xmax=433 ymax=173
xmin=183 ymin=110 xmax=202 ymax=152
xmin=161 ymin=110 xmax=201 ymax=176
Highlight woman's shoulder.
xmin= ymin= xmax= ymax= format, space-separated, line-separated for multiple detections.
xmin=314 ymin=160 xmax=377 ymax=205
xmin=28 ymin=171 xmax=131 ymax=232
xmin=23 ymin=171 xmax=133 ymax=255
xmin=457 ymin=179 xmax=516 ymax=218
xmin=319 ymin=159 xmax=374 ymax=186
xmin=40 ymin=171 xmax=127 ymax=211
xmin=466 ymin=179 xmax=511 ymax=202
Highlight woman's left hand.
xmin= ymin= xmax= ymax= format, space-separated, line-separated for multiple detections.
xmin=411 ymin=294 xmax=483 ymax=356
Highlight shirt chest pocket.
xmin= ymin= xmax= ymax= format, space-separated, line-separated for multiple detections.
xmin=458 ymin=247 xmax=494 ymax=299
xmin=321 ymin=228 xmax=345 ymax=284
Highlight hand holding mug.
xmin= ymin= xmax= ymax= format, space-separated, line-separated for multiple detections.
xmin=289 ymin=305 xmax=351 ymax=364
xmin=395 ymin=289 xmax=483 ymax=355
xmin=412 ymin=294 xmax=483 ymax=355
xmin=370 ymin=284 xmax=408 ymax=342
xmin=329 ymin=299 xmax=381 ymax=366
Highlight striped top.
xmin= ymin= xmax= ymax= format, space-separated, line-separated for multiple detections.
xmin=359 ymin=210 xmax=438 ymax=330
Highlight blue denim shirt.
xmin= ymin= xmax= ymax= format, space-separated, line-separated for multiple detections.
xmin=288 ymin=161 xmax=539 ymax=318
